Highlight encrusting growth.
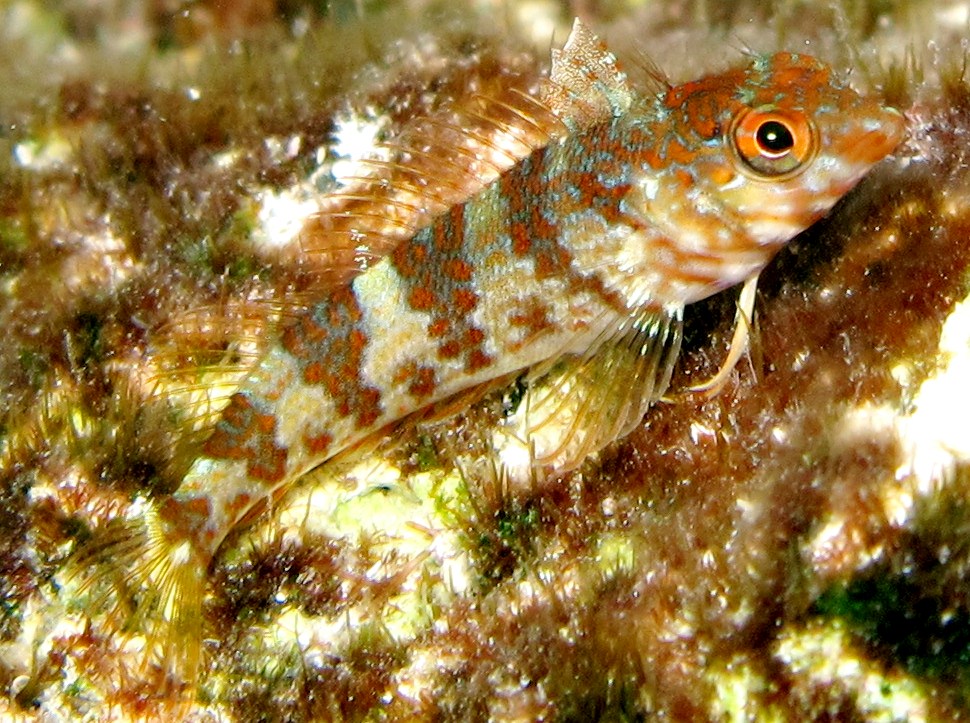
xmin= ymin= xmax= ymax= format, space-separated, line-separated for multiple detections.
xmin=65 ymin=19 xmax=905 ymax=695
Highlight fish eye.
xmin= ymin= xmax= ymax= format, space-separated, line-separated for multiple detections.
xmin=755 ymin=120 xmax=794 ymax=156
xmin=731 ymin=107 xmax=817 ymax=178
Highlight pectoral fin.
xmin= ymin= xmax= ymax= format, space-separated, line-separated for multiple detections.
xmin=509 ymin=307 xmax=683 ymax=473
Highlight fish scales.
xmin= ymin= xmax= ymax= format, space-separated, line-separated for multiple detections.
xmin=70 ymin=19 xmax=905 ymax=689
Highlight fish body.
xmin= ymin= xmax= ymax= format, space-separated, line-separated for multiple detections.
xmin=75 ymin=20 xmax=905 ymax=686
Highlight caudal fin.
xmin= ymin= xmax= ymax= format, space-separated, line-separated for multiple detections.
xmin=60 ymin=499 xmax=209 ymax=700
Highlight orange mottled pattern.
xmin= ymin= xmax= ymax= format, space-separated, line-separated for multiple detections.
xmin=187 ymin=48 xmax=903 ymax=545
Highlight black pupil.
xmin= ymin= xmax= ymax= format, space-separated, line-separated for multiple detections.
xmin=756 ymin=120 xmax=794 ymax=153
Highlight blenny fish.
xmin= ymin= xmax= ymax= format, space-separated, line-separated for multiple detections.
xmin=70 ymin=19 xmax=904 ymax=688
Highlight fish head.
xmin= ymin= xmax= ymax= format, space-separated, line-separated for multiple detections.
xmin=661 ymin=51 xmax=906 ymax=248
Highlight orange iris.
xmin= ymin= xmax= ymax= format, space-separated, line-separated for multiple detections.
xmin=731 ymin=107 xmax=817 ymax=178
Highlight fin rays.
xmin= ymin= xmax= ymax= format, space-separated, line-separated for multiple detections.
xmin=518 ymin=308 xmax=684 ymax=472
xmin=297 ymin=82 xmax=567 ymax=291
xmin=542 ymin=18 xmax=639 ymax=130
xmin=62 ymin=510 xmax=206 ymax=699
xmin=146 ymin=301 xmax=277 ymax=437
xmin=295 ymin=18 xmax=647 ymax=293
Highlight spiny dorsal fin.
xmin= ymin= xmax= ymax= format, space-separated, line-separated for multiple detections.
xmin=509 ymin=307 xmax=683 ymax=473
xmin=541 ymin=18 xmax=641 ymax=130
xmin=297 ymin=82 xmax=567 ymax=289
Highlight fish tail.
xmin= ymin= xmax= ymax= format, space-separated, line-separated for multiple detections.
xmin=62 ymin=498 xmax=209 ymax=695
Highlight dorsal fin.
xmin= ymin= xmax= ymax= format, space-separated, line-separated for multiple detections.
xmin=143 ymin=65 xmax=577 ymax=457
xmin=293 ymin=20 xmax=663 ymax=291
xmin=297 ymin=82 xmax=568 ymax=289
xmin=142 ymin=297 xmax=282 ymax=460
xmin=541 ymin=18 xmax=641 ymax=130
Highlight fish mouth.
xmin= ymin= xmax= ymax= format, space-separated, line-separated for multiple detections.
xmin=841 ymin=106 xmax=907 ymax=167
xmin=814 ymin=105 xmax=906 ymax=205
